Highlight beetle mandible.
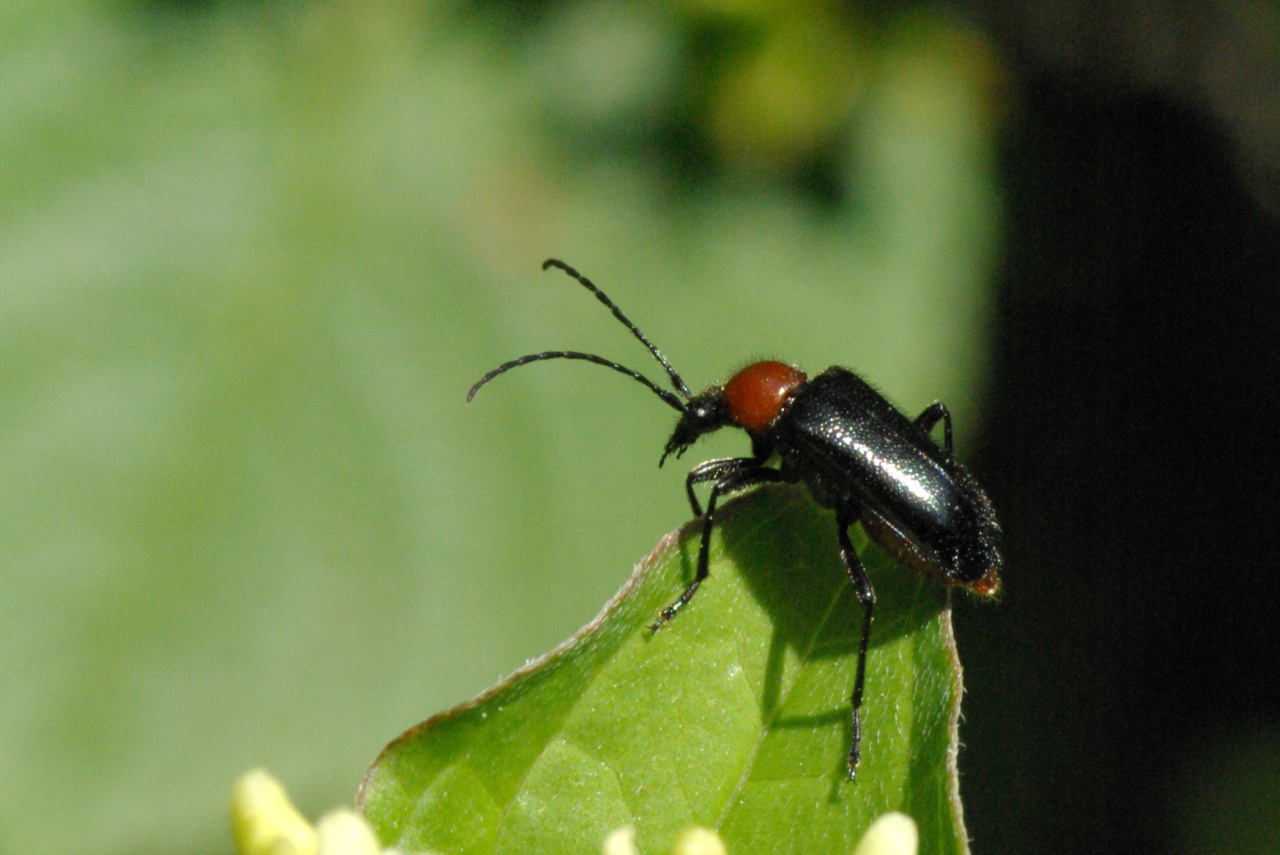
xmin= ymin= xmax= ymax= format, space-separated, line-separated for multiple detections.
xmin=467 ymin=259 xmax=1003 ymax=780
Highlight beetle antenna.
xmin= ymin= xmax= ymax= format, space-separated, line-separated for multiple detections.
xmin=541 ymin=259 xmax=692 ymax=399
xmin=467 ymin=350 xmax=687 ymax=412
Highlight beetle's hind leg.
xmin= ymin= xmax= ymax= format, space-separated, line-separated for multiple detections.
xmin=837 ymin=508 xmax=876 ymax=781
xmin=914 ymin=402 xmax=953 ymax=452
xmin=651 ymin=463 xmax=783 ymax=631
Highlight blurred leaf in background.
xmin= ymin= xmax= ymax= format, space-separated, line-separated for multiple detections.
xmin=0 ymin=1 xmax=1003 ymax=853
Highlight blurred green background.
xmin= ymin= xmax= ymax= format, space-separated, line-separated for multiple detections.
xmin=1 ymin=2 xmax=1001 ymax=853
xmin=4 ymin=1 xmax=1280 ymax=854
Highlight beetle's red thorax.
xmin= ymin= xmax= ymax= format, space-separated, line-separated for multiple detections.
xmin=723 ymin=361 xmax=807 ymax=433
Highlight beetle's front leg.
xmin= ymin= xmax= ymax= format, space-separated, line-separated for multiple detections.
xmin=836 ymin=507 xmax=876 ymax=781
xmin=652 ymin=463 xmax=784 ymax=631
xmin=683 ymin=457 xmax=758 ymax=517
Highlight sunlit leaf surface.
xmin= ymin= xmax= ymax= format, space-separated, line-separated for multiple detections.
xmin=360 ymin=486 xmax=969 ymax=855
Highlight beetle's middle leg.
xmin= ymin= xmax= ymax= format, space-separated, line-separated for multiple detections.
xmin=837 ymin=507 xmax=876 ymax=780
xmin=651 ymin=463 xmax=783 ymax=631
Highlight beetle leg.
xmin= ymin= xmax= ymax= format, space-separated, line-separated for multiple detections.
xmin=683 ymin=457 xmax=758 ymax=517
xmin=652 ymin=464 xmax=784 ymax=631
xmin=914 ymin=401 xmax=953 ymax=453
xmin=837 ymin=508 xmax=876 ymax=780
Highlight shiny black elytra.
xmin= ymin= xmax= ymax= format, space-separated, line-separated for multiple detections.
xmin=467 ymin=259 xmax=1003 ymax=780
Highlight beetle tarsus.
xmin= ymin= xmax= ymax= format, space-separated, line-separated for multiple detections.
xmin=847 ymin=708 xmax=862 ymax=780
xmin=650 ymin=580 xmax=701 ymax=632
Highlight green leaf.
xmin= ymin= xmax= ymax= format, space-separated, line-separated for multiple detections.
xmin=358 ymin=485 xmax=970 ymax=854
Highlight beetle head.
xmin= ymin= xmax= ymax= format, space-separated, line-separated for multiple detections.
xmin=660 ymin=361 xmax=808 ymax=466
xmin=661 ymin=388 xmax=730 ymax=466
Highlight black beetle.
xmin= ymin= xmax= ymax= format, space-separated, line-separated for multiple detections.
xmin=468 ymin=259 xmax=1003 ymax=780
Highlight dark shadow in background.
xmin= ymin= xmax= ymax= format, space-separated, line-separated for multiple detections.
xmin=960 ymin=74 xmax=1280 ymax=854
